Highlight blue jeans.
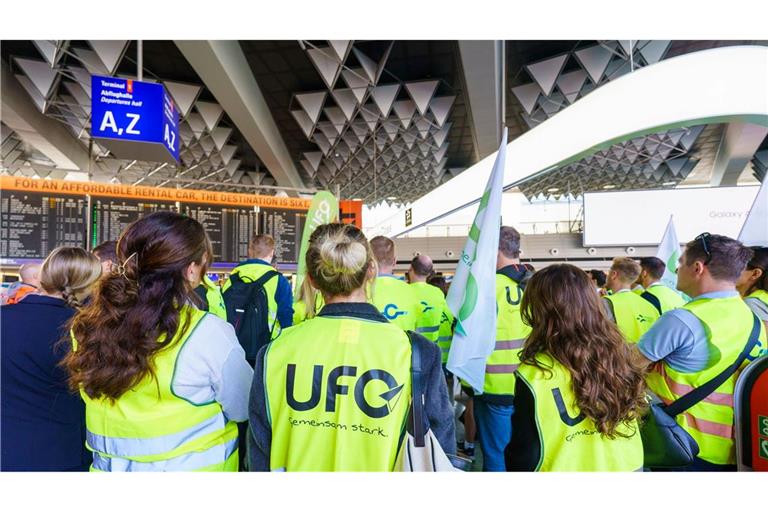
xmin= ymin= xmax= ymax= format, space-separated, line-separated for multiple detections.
xmin=474 ymin=400 xmax=514 ymax=472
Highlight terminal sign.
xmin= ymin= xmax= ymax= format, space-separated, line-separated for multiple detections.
xmin=91 ymin=75 xmax=179 ymax=163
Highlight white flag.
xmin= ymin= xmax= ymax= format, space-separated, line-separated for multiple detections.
xmin=446 ymin=129 xmax=507 ymax=393
xmin=738 ymin=179 xmax=768 ymax=247
xmin=655 ymin=215 xmax=683 ymax=291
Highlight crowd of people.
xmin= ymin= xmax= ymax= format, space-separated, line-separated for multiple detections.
xmin=1 ymin=210 xmax=766 ymax=472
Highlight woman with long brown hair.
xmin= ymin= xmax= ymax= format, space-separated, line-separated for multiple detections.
xmin=504 ymin=264 xmax=647 ymax=471
xmin=2 ymin=247 xmax=101 ymax=471
xmin=64 ymin=211 xmax=252 ymax=471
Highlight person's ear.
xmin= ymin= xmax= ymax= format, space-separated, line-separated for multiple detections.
xmin=692 ymin=260 xmax=706 ymax=277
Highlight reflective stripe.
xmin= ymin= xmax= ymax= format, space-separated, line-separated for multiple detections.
xmin=87 ymin=412 xmax=225 ymax=458
xmin=437 ymin=336 xmax=452 ymax=342
xmin=659 ymin=364 xmax=734 ymax=406
xmin=495 ymin=339 xmax=525 ymax=350
xmin=485 ymin=364 xmax=520 ymax=374
xmin=92 ymin=437 xmax=237 ymax=472
xmin=682 ymin=412 xmax=733 ymax=439
xmin=416 ymin=326 xmax=439 ymax=333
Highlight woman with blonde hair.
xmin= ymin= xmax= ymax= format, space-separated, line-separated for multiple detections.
xmin=1 ymin=247 xmax=101 ymax=471
xmin=64 ymin=211 xmax=252 ymax=471
xmin=248 ymin=223 xmax=455 ymax=471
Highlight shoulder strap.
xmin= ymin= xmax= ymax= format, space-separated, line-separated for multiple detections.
xmin=641 ymin=291 xmax=663 ymax=316
xmin=664 ymin=314 xmax=761 ymax=417
xmin=406 ymin=330 xmax=426 ymax=447
xmin=253 ymin=269 xmax=279 ymax=288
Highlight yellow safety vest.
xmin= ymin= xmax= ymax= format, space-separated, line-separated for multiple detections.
xmin=410 ymin=281 xmax=445 ymax=343
xmin=605 ymin=290 xmax=660 ymax=343
xmin=482 ymin=274 xmax=532 ymax=397
xmin=645 ymin=295 xmax=767 ymax=465
xmin=642 ymin=283 xmax=687 ymax=315
xmin=747 ymin=289 xmax=768 ymax=307
xmin=202 ymin=275 xmax=227 ymax=321
xmin=371 ymin=275 xmax=420 ymax=331
xmin=293 ymin=293 xmax=325 ymax=325
xmin=264 ymin=314 xmax=412 ymax=471
xmin=75 ymin=306 xmax=239 ymax=471
xmin=223 ymin=262 xmax=281 ymax=338
xmin=515 ymin=353 xmax=643 ymax=471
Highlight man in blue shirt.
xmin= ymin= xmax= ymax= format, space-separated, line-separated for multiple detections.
xmin=634 ymin=234 xmax=766 ymax=471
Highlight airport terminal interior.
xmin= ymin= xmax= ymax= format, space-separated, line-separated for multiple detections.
xmin=1 ymin=36 xmax=767 ymax=477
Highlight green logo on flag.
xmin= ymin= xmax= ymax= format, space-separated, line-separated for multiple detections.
xmin=667 ymin=250 xmax=679 ymax=274
xmin=759 ymin=415 xmax=768 ymax=437
xmin=760 ymin=439 xmax=768 ymax=461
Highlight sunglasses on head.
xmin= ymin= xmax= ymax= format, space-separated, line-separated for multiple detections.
xmin=694 ymin=232 xmax=712 ymax=266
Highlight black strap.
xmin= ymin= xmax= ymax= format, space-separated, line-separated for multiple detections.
xmin=664 ymin=314 xmax=761 ymax=417
xmin=406 ymin=330 xmax=426 ymax=448
xmin=640 ymin=291 xmax=663 ymax=316
xmin=230 ymin=270 xmax=279 ymax=333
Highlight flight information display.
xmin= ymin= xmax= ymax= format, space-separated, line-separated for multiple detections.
xmin=184 ymin=203 xmax=259 ymax=264
xmin=260 ymin=208 xmax=306 ymax=264
xmin=0 ymin=191 xmax=87 ymax=259
xmin=92 ymin=197 xmax=177 ymax=246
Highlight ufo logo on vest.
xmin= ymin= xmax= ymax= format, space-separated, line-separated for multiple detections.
xmin=286 ymin=364 xmax=405 ymax=418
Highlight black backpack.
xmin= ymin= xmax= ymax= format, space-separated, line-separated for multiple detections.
xmin=223 ymin=270 xmax=279 ymax=365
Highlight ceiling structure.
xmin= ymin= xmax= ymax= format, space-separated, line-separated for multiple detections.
xmin=1 ymin=39 xmax=766 ymax=204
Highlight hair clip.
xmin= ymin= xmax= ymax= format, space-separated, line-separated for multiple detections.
xmin=112 ymin=252 xmax=138 ymax=278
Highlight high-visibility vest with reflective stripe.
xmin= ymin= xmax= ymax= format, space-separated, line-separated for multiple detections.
xmin=437 ymin=307 xmax=454 ymax=365
xmin=605 ymin=290 xmax=660 ymax=343
xmin=223 ymin=262 xmax=281 ymax=337
xmin=643 ymin=283 xmax=686 ymax=315
xmin=410 ymin=281 xmax=445 ymax=343
xmin=515 ymin=353 xmax=643 ymax=471
xmin=645 ymin=295 xmax=767 ymax=465
xmin=371 ymin=275 xmax=420 ymax=331
xmin=483 ymin=274 xmax=532 ymax=396
xmin=264 ymin=315 xmax=412 ymax=471
xmin=76 ymin=306 xmax=239 ymax=471
xmin=293 ymin=293 xmax=325 ymax=325
xmin=747 ymin=289 xmax=768 ymax=307
xmin=202 ymin=275 xmax=227 ymax=321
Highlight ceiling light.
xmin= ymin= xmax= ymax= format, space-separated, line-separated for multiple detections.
xmin=547 ymin=187 xmax=559 ymax=192
xmin=602 ymin=184 xmax=616 ymax=189
xmin=662 ymin=181 xmax=676 ymax=186
xmin=387 ymin=196 xmax=397 ymax=200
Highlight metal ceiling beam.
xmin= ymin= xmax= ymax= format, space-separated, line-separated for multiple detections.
xmin=174 ymin=40 xmax=305 ymax=195
xmin=457 ymin=41 xmax=504 ymax=159
xmin=1 ymin=59 xmax=94 ymax=172
xmin=710 ymin=122 xmax=768 ymax=186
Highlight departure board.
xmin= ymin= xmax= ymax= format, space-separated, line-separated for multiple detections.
xmin=260 ymin=208 xmax=306 ymax=264
xmin=92 ymin=197 xmax=177 ymax=246
xmin=0 ymin=191 xmax=87 ymax=259
xmin=184 ymin=204 xmax=259 ymax=264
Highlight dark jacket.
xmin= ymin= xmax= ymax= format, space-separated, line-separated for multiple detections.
xmin=247 ymin=302 xmax=456 ymax=471
xmin=0 ymin=295 xmax=91 ymax=471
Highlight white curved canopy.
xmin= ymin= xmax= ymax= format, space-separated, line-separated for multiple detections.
xmin=372 ymin=45 xmax=768 ymax=238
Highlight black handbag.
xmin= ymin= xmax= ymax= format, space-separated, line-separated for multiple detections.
xmin=641 ymin=314 xmax=761 ymax=469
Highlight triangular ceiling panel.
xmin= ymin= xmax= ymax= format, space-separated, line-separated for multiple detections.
xmin=432 ymin=122 xmax=452 ymax=148
xmin=331 ymin=88 xmax=358 ymax=120
xmin=371 ymin=84 xmax=400 ymax=117
xmin=639 ymin=40 xmax=671 ymax=65
xmin=375 ymin=42 xmax=394 ymax=83
xmin=328 ymin=40 xmax=352 ymax=62
xmin=428 ymin=96 xmax=455 ymax=127
xmin=185 ymin=113 xmax=206 ymax=139
xmin=341 ymin=68 xmax=370 ymax=104
xmin=405 ymin=80 xmax=439 ymax=116
xmin=219 ymin=145 xmax=237 ymax=166
xmin=525 ymin=54 xmax=568 ymax=96
xmin=195 ymin=102 xmax=224 ymax=131
xmin=679 ymin=125 xmax=705 ymax=151
xmin=307 ymin=47 xmax=342 ymax=89
xmin=414 ymin=118 xmax=431 ymax=140
xmin=291 ymin=109 xmax=314 ymax=138
xmin=574 ymin=44 xmax=614 ymax=84
xmin=88 ymin=40 xmax=128 ymax=75
xmin=210 ymin=127 xmax=233 ymax=151
xmin=313 ymin=132 xmax=331 ymax=156
xmin=15 ymin=58 xmax=59 ymax=98
xmin=164 ymin=81 xmax=202 ymax=118
xmin=352 ymin=48 xmax=378 ymax=83
xmin=555 ymin=69 xmax=587 ymax=104
xmin=295 ymin=91 xmax=327 ymax=124
xmin=323 ymin=106 xmax=346 ymax=134
xmin=511 ymin=83 xmax=540 ymax=116
xmin=392 ymin=100 xmax=416 ymax=129
xmin=359 ymin=104 xmax=379 ymax=131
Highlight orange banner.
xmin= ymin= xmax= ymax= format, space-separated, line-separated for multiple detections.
xmin=339 ymin=199 xmax=363 ymax=228
xmin=0 ymin=176 xmax=312 ymax=210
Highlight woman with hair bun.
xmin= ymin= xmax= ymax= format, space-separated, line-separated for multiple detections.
xmin=64 ymin=211 xmax=253 ymax=471
xmin=1 ymin=247 xmax=101 ymax=471
xmin=504 ymin=264 xmax=647 ymax=472
xmin=248 ymin=223 xmax=455 ymax=471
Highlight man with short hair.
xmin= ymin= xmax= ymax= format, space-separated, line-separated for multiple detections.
xmin=636 ymin=234 xmax=767 ymax=470
xmin=2 ymin=263 xmax=41 ymax=305
xmin=223 ymin=234 xmax=293 ymax=339
xmin=472 ymin=225 xmax=533 ymax=471
xmin=92 ymin=241 xmax=117 ymax=275
xmin=408 ymin=254 xmax=453 ymax=364
xmin=637 ymin=256 xmax=686 ymax=315
xmin=603 ymin=257 xmax=660 ymax=342
xmin=369 ymin=236 xmax=420 ymax=331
